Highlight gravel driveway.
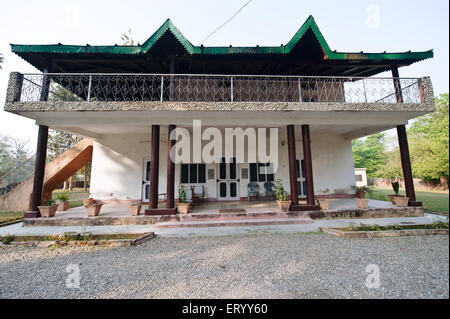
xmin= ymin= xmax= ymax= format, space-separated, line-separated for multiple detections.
xmin=0 ymin=233 xmax=448 ymax=299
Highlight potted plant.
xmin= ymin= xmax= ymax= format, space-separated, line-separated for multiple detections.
xmin=390 ymin=181 xmax=409 ymax=206
xmin=56 ymin=192 xmax=70 ymax=211
xmin=389 ymin=181 xmax=400 ymax=203
xmin=177 ymin=185 xmax=191 ymax=214
xmin=317 ymin=188 xmax=331 ymax=210
xmin=83 ymin=195 xmax=94 ymax=207
xmin=354 ymin=186 xmax=370 ymax=198
xmin=129 ymin=202 xmax=142 ymax=216
xmin=85 ymin=200 xmax=103 ymax=217
xmin=353 ymin=186 xmax=371 ymax=209
xmin=274 ymin=179 xmax=291 ymax=212
xmin=38 ymin=199 xmax=58 ymax=218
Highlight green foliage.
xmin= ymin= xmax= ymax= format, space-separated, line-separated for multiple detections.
xmin=2 ymin=235 xmax=14 ymax=245
xmin=45 ymin=199 xmax=57 ymax=206
xmin=48 ymin=84 xmax=81 ymax=102
xmin=380 ymin=149 xmax=402 ymax=179
xmin=352 ymin=133 xmax=386 ymax=177
xmin=391 ymin=181 xmax=400 ymax=195
xmin=408 ymin=94 xmax=449 ymax=181
xmin=274 ymin=179 xmax=288 ymax=201
xmin=178 ymin=185 xmax=187 ymax=203
xmin=356 ymin=186 xmax=372 ymax=194
xmin=56 ymin=192 xmax=70 ymax=202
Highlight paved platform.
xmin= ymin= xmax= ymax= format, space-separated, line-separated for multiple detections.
xmin=21 ymin=198 xmax=423 ymax=227
xmin=1 ymin=213 xmax=444 ymax=238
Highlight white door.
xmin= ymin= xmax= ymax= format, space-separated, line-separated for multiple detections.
xmin=296 ymin=156 xmax=306 ymax=198
xmin=217 ymin=157 xmax=240 ymax=201
xmin=141 ymin=157 xmax=151 ymax=202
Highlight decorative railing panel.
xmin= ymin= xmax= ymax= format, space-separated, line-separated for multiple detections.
xmin=18 ymin=73 xmax=423 ymax=104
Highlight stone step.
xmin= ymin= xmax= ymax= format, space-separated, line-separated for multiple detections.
xmin=23 ymin=215 xmax=158 ymax=227
xmin=155 ymin=211 xmax=310 ymax=223
xmin=154 ymin=217 xmax=312 ymax=229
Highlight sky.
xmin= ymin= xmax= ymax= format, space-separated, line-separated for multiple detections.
xmin=0 ymin=0 xmax=448 ymax=152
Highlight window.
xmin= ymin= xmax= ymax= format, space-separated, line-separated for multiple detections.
xmin=181 ymin=164 xmax=206 ymax=184
xmin=249 ymin=163 xmax=274 ymax=182
xmin=356 ymin=174 xmax=363 ymax=182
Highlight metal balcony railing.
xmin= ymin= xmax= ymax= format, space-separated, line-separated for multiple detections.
xmin=18 ymin=73 xmax=424 ymax=104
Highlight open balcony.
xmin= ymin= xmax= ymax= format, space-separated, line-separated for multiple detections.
xmin=6 ymin=73 xmax=433 ymax=106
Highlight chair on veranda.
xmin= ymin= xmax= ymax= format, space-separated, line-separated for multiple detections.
xmin=192 ymin=185 xmax=205 ymax=207
xmin=264 ymin=181 xmax=276 ymax=201
xmin=183 ymin=185 xmax=193 ymax=202
xmin=247 ymin=182 xmax=260 ymax=201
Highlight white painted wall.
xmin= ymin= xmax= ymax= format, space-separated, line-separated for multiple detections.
xmin=90 ymin=128 xmax=357 ymax=201
xmin=355 ymin=168 xmax=368 ymax=187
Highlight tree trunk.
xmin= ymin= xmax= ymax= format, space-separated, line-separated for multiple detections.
xmin=69 ymin=176 xmax=73 ymax=191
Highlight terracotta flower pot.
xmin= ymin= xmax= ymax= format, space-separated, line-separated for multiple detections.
xmin=83 ymin=198 xmax=94 ymax=207
xmin=58 ymin=201 xmax=70 ymax=211
xmin=177 ymin=202 xmax=191 ymax=214
xmin=86 ymin=203 xmax=103 ymax=217
xmin=355 ymin=198 xmax=369 ymax=209
xmin=356 ymin=191 xmax=366 ymax=199
xmin=38 ymin=204 xmax=58 ymax=218
xmin=129 ymin=204 xmax=142 ymax=216
xmin=388 ymin=194 xmax=397 ymax=204
xmin=277 ymin=200 xmax=291 ymax=212
xmin=317 ymin=199 xmax=330 ymax=210
xmin=393 ymin=196 xmax=409 ymax=207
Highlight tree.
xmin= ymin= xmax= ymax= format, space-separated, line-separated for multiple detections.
xmin=381 ymin=148 xmax=402 ymax=179
xmin=0 ymin=53 xmax=3 ymax=69
xmin=408 ymin=93 xmax=449 ymax=182
xmin=352 ymin=133 xmax=387 ymax=177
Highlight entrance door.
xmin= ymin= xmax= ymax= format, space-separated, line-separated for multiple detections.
xmin=217 ymin=157 xmax=240 ymax=200
xmin=296 ymin=156 xmax=306 ymax=198
xmin=142 ymin=158 xmax=151 ymax=202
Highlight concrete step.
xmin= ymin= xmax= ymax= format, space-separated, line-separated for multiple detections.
xmin=155 ymin=211 xmax=310 ymax=223
xmin=154 ymin=217 xmax=312 ymax=229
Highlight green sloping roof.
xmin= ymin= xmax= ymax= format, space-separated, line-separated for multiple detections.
xmin=10 ymin=16 xmax=433 ymax=62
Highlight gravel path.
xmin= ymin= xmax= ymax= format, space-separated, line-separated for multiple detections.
xmin=0 ymin=233 xmax=448 ymax=299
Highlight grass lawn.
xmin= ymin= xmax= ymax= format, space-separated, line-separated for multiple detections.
xmin=0 ymin=211 xmax=24 ymax=225
xmin=367 ymin=187 xmax=449 ymax=213
xmin=69 ymin=200 xmax=84 ymax=208
xmin=52 ymin=189 xmax=89 ymax=201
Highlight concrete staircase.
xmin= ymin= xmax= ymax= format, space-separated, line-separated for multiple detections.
xmin=153 ymin=211 xmax=313 ymax=228
xmin=0 ymin=139 xmax=93 ymax=212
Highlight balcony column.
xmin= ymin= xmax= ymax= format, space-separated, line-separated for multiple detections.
xmin=25 ymin=125 xmax=49 ymax=218
xmin=166 ymin=124 xmax=176 ymax=211
xmin=391 ymin=67 xmax=421 ymax=207
xmin=287 ymin=125 xmax=299 ymax=206
xmin=148 ymin=125 xmax=160 ymax=209
xmin=145 ymin=125 xmax=176 ymax=215
xmin=302 ymin=125 xmax=316 ymax=206
xmin=25 ymin=68 xmax=50 ymax=218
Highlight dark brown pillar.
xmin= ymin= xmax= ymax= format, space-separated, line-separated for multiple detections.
xmin=287 ymin=125 xmax=298 ymax=205
xmin=25 ymin=125 xmax=49 ymax=218
xmin=25 ymin=68 xmax=50 ymax=218
xmin=392 ymin=67 xmax=421 ymax=207
xmin=166 ymin=125 xmax=176 ymax=209
xmin=397 ymin=125 xmax=420 ymax=205
xmin=302 ymin=125 xmax=316 ymax=206
xmin=149 ymin=125 xmax=160 ymax=209
xmin=145 ymin=125 xmax=176 ymax=216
